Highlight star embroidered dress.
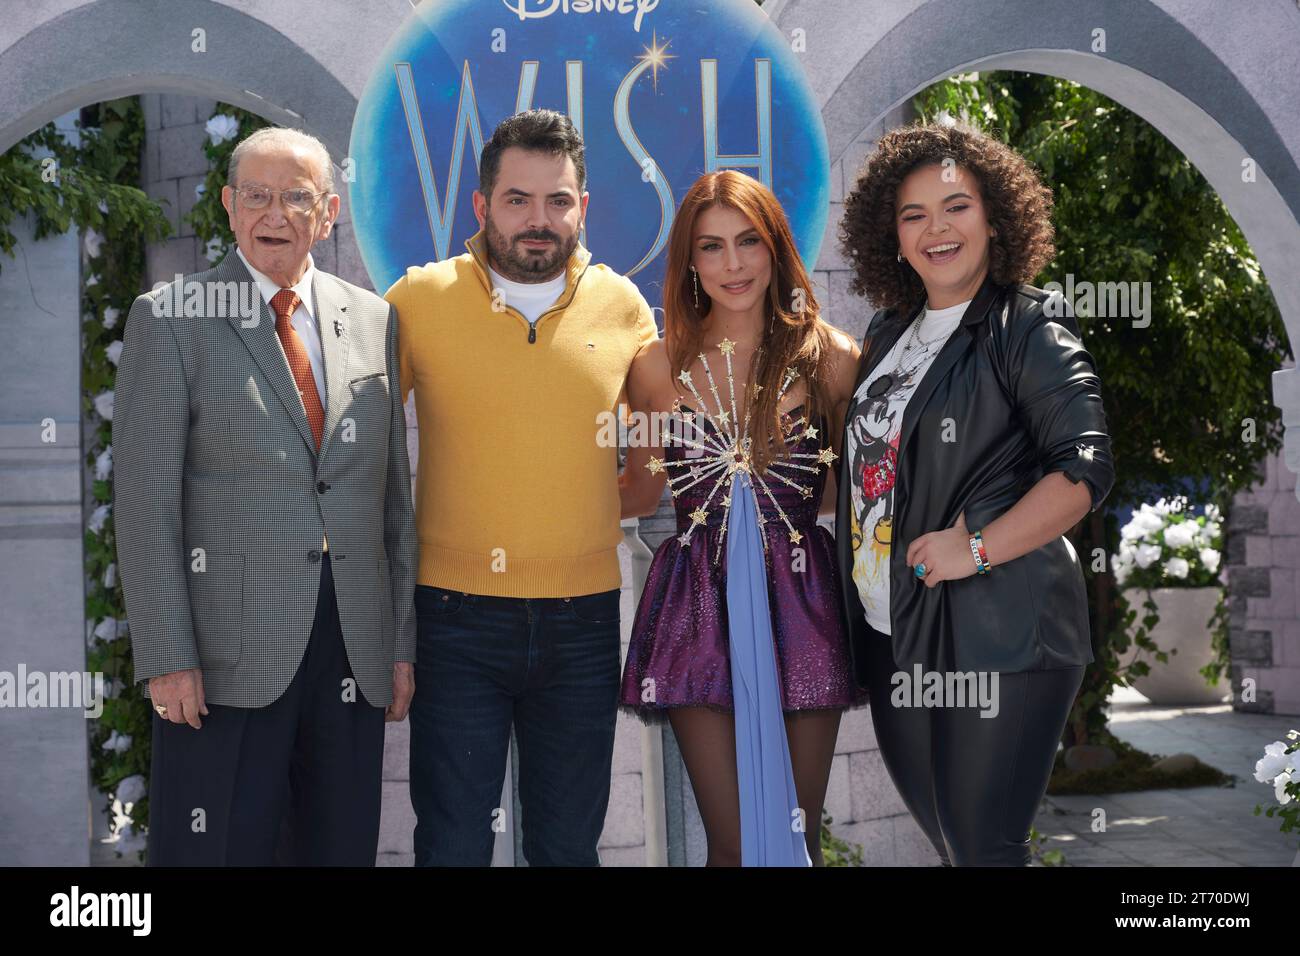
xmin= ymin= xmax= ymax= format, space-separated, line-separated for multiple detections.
xmin=618 ymin=347 xmax=865 ymax=863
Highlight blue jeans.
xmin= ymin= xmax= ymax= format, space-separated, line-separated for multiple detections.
xmin=408 ymin=585 xmax=621 ymax=866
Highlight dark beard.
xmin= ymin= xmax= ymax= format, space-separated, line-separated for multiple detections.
xmin=484 ymin=213 xmax=576 ymax=282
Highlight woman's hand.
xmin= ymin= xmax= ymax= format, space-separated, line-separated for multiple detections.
xmin=905 ymin=511 xmax=977 ymax=589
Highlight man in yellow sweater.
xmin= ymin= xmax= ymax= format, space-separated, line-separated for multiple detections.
xmin=386 ymin=110 xmax=659 ymax=866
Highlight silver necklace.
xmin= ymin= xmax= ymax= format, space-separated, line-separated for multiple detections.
xmin=866 ymin=305 xmax=951 ymax=399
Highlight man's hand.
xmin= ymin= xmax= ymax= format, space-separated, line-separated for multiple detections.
xmin=149 ymin=668 xmax=208 ymax=729
xmin=386 ymin=661 xmax=414 ymax=722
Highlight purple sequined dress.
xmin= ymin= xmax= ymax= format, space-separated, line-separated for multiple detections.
xmin=620 ymin=405 xmax=868 ymax=723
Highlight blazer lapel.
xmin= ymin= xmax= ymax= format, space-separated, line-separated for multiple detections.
xmin=895 ymin=275 xmax=1006 ymax=458
xmin=218 ymin=251 xmax=318 ymax=461
xmin=314 ymin=272 xmax=350 ymax=464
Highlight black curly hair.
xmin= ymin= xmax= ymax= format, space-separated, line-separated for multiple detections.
xmin=839 ymin=121 xmax=1056 ymax=315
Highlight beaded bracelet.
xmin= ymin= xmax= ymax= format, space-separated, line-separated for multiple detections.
xmin=969 ymin=530 xmax=991 ymax=575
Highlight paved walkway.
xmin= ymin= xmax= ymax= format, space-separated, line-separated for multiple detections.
xmin=1034 ymin=687 xmax=1299 ymax=866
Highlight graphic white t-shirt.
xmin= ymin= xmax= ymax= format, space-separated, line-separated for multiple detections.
xmin=846 ymin=298 xmax=970 ymax=635
xmin=488 ymin=266 xmax=566 ymax=324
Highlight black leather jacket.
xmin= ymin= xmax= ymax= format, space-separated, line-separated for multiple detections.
xmin=835 ymin=275 xmax=1114 ymax=687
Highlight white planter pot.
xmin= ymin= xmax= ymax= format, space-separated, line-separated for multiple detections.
xmin=1118 ymin=587 xmax=1228 ymax=706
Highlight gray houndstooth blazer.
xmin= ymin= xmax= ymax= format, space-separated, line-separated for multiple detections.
xmin=112 ymin=249 xmax=417 ymax=708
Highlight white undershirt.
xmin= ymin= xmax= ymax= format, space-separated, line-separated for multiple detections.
xmin=847 ymin=298 xmax=971 ymax=634
xmin=488 ymin=266 xmax=567 ymax=325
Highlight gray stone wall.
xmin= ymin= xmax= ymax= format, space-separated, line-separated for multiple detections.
xmin=0 ymin=112 xmax=90 ymax=865
xmin=1227 ymin=440 xmax=1300 ymax=716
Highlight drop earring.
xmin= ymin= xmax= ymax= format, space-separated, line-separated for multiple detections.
xmin=691 ymin=266 xmax=699 ymax=309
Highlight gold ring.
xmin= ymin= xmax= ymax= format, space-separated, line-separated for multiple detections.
xmin=154 ymin=704 xmax=168 ymax=717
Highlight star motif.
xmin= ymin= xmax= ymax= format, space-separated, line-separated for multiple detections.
xmin=816 ymin=448 xmax=837 ymax=465
xmin=719 ymin=338 xmax=735 ymax=355
xmin=804 ymin=425 xmax=819 ymax=439
xmin=636 ymin=31 xmax=677 ymax=93
xmin=690 ymin=466 xmax=702 ymax=478
xmin=678 ymin=532 xmax=691 ymax=546
xmin=678 ymin=369 xmax=693 ymax=386
xmin=690 ymin=507 xmax=709 ymax=525
xmin=789 ymin=529 xmax=803 ymax=544
xmin=646 ymin=456 xmax=664 ymax=474
xmin=717 ymin=410 xmax=731 ymax=425
xmin=721 ymin=495 xmax=731 ymax=506
xmin=799 ymin=486 xmax=813 ymax=499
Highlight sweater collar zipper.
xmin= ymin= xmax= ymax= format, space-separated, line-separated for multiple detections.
xmin=466 ymin=230 xmax=592 ymax=344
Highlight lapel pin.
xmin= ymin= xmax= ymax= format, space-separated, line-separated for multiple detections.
xmin=334 ymin=319 xmax=343 ymax=337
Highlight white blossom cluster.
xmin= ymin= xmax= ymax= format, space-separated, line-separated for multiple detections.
xmin=1254 ymin=731 xmax=1300 ymax=806
xmin=1111 ymin=497 xmax=1222 ymax=586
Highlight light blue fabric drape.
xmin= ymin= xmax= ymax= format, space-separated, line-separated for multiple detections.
xmin=725 ymin=471 xmax=812 ymax=867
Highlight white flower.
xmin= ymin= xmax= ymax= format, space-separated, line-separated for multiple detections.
xmin=85 ymin=272 xmax=99 ymax=287
xmin=1163 ymin=521 xmax=1198 ymax=550
xmin=101 ymin=730 xmax=132 ymax=753
xmin=1274 ymin=770 xmax=1293 ymax=805
xmin=1254 ymin=741 xmax=1294 ymax=782
xmin=115 ymin=824 xmax=147 ymax=856
xmin=1120 ymin=519 xmax=1147 ymax=542
xmin=1203 ymin=520 xmax=1221 ymax=543
xmin=1153 ymin=498 xmax=1174 ymax=516
xmin=1112 ymin=553 xmax=1133 ymax=586
xmin=1164 ymin=556 xmax=1190 ymax=579
xmin=97 ymin=199 xmax=109 ymax=215
xmin=1199 ymin=548 xmax=1221 ymax=574
xmin=115 ymin=774 xmax=147 ymax=806
xmin=1133 ymin=507 xmax=1165 ymax=535
xmin=105 ymin=340 xmax=123 ymax=366
xmin=93 ymin=390 xmax=114 ymax=421
xmin=205 ymin=114 xmax=240 ymax=145
xmin=103 ymin=677 xmax=120 ymax=700
xmin=1205 ymin=504 xmax=1221 ymax=522
xmin=94 ymin=445 xmax=112 ymax=480
xmin=87 ymin=503 xmax=111 ymax=534
xmin=195 ymin=181 xmax=206 ymax=199
xmin=103 ymin=562 xmax=116 ymax=589
xmin=204 ymin=236 xmax=225 ymax=263
xmin=1134 ymin=543 xmax=1162 ymax=569
xmin=92 ymin=617 xmax=120 ymax=645
xmin=83 ymin=229 xmax=104 ymax=260
xmin=102 ymin=306 xmax=120 ymax=330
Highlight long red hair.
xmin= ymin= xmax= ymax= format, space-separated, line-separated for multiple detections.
xmin=663 ymin=170 xmax=833 ymax=476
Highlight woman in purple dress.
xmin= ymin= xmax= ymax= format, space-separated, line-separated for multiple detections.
xmin=618 ymin=171 xmax=866 ymax=866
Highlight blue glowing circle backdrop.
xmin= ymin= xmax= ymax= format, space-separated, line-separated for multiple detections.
xmin=349 ymin=0 xmax=830 ymax=322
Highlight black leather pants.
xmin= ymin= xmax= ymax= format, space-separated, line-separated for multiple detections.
xmin=863 ymin=626 xmax=1083 ymax=866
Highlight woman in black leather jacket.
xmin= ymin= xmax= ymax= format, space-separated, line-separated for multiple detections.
xmin=835 ymin=121 xmax=1114 ymax=866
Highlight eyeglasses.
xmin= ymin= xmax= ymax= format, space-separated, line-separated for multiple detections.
xmin=234 ymin=185 xmax=328 ymax=212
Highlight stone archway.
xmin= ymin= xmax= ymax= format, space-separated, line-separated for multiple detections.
xmin=769 ymin=0 xmax=1300 ymax=442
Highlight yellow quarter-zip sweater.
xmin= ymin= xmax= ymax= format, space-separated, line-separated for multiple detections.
xmin=386 ymin=230 xmax=659 ymax=598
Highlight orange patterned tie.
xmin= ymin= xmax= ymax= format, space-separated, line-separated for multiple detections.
xmin=271 ymin=289 xmax=324 ymax=450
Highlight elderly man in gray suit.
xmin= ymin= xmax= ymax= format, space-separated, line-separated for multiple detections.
xmin=113 ymin=127 xmax=417 ymax=866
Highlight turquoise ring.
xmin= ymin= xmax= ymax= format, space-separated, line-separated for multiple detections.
xmin=914 ymin=563 xmax=928 ymax=578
